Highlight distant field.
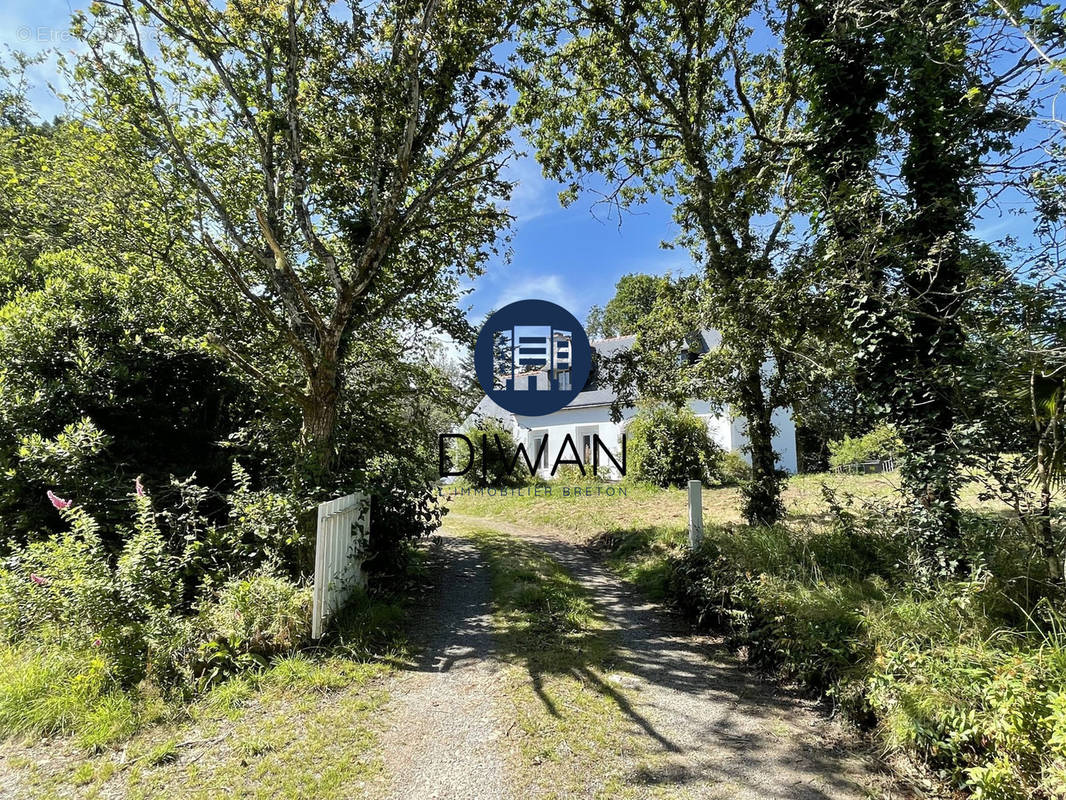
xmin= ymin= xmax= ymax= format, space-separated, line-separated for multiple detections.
xmin=443 ymin=470 xmax=1012 ymax=535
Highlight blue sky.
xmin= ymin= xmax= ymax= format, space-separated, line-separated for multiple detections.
xmin=1 ymin=0 xmax=1046 ymax=330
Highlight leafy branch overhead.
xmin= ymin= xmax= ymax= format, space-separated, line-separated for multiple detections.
xmin=517 ymin=0 xmax=830 ymax=525
xmin=72 ymin=0 xmax=519 ymax=474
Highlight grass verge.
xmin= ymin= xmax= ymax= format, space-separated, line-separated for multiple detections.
xmin=0 ymin=595 xmax=408 ymax=799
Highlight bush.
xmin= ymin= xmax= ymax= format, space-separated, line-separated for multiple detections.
xmin=828 ymin=423 xmax=903 ymax=469
xmin=719 ymin=450 xmax=752 ymax=486
xmin=0 ymin=478 xmax=317 ymax=705
xmin=451 ymin=419 xmax=529 ymax=488
xmin=203 ymin=572 xmax=311 ymax=656
xmin=552 ymin=464 xmax=605 ymax=483
xmin=189 ymin=572 xmax=312 ymax=691
xmin=862 ymin=617 xmax=1066 ymax=798
xmin=627 ymin=404 xmax=723 ymax=488
xmin=0 ymin=255 xmax=251 ymax=550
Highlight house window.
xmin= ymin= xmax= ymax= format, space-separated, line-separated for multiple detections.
xmin=531 ymin=433 xmax=549 ymax=470
xmin=577 ymin=426 xmax=599 ymax=466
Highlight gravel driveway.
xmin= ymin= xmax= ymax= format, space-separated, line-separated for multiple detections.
xmin=374 ymin=533 xmax=510 ymax=799
xmin=375 ymin=518 xmax=897 ymax=799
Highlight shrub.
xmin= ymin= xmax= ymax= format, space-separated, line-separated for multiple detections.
xmin=203 ymin=572 xmax=312 ymax=656
xmin=828 ymin=423 xmax=903 ymax=469
xmin=719 ymin=450 xmax=752 ymax=486
xmin=862 ymin=623 xmax=1066 ymax=798
xmin=451 ymin=419 xmax=529 ymax=488
xmin=0 ymin=256 xmax=249 ymax=550
xmin=627 ymin=404 xmax=723 ymax=488
xmin=552 ymin=464 xmax=605 ymax=483
xmin=188 ymin=572 xmax=312 ymax=692
xmin=0 ymin=509 xmax=121 ymax=651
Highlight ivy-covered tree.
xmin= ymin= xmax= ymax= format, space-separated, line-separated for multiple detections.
xmin=788 ymin=0 xmax=1034 ymax=563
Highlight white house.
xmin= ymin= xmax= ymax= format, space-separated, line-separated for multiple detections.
xmin=461 ymin=331 xmax=798 ymax=480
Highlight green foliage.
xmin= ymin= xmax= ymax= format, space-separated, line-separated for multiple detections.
xmin=585 ymin=274 xmax=667 ymax=339
xmin=203 ymin=573 xmax=312 ymax=658
xmin=719 ymin=450 xmax=752 ymax=486
xmin=0 ymin=252 xmax=248 ymax=548
xmin=627 ymin=404 xmax=723 ymax=488
xmin=190 ymin=572 xmax=312 ymax=692
xmin=0 ymin=481 xmax=313 ymax=701
xmin=516 ymin=1 xmax=836 ymax=528
xmin=863 ymin=610 xmax=1066 ymax=798
xmin=453 ymin=419 xmax=530 ymax=489
xmin=70 ymin=0 xmax=515 ymax=481
xmin=0 ymin=512 xmax=118 ymax=651
xmin=828 ymin=424 xmax=904 ymax=469
xmin=117 ymin=494 xmax=181 ymax=615
xmin=551 ymin=464 xmax=605 ymax=484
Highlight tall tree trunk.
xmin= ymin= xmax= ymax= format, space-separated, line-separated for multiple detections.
xmin=291 ymin=361 xmax=342 ymax=575
xmin=300 ymin=361 xmax=341 ymax=483
xmin=1035 ymin=433 xmax=1061 ymax=581
xmin=739 ymin=367 xmax=783 ymax=526
xmin=892 ymin=0 xmax=971 ymax=557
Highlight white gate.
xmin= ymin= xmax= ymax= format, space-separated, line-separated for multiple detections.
xmin=311 ymin=491 xmax=371 ymax=639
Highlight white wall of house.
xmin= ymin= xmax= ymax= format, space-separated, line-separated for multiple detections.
xmin=513 ymin=405 xmax=633 ymax=480
xmin=499 ymin=399 xmax=797 ymax=480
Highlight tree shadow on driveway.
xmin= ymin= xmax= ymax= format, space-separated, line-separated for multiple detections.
xmin=451 ymin=514 xmax=907 ymax=800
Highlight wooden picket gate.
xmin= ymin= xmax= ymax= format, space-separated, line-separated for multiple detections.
xmin=311 ymin=491 xmax=371 ymax=639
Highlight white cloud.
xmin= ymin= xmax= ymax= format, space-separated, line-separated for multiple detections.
xmin=504 ymin=152 xmax=561 ymax=226
xmin=493 ymin=273 xmax=579 ymax=315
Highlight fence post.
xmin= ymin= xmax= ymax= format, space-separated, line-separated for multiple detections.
xmin=688 ymin=479 xmax=703 ymax=550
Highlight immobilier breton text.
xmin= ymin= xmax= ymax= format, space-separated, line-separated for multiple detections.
xmin=436 ymin=486 xmax=627 ymax=497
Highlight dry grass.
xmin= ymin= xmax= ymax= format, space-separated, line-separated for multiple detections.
xmin=443 ymin=470 xmax=1010 ymax=537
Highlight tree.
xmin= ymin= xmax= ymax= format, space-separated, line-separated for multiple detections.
xmin=788 ymin=0 xmax=1034 ymax=563
xmin=517 ymin=0 xmax=834 ymax=524
xmin=586 ymin=273 xmax=667 ymax=339
xmin=0 ymin=252 xmax=252 ymax=550
xmin=71 ymin=0 xmax=517 ymax=482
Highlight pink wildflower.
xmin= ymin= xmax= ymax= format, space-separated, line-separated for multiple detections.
xmin=135 ymin=476 xmax=145 ymax=497
xmin=47 ymin=490 xmax=71 ymax=511
xmin=92 ymin=638 xmax=101 ymax=647
xmin=29 ymin=573 xmax=48 ymax=586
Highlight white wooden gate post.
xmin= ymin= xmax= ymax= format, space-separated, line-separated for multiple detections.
xmin=688 ymin=479 xmax=703 ymax=550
